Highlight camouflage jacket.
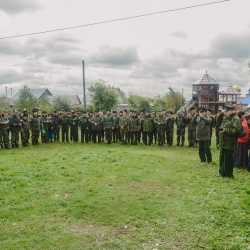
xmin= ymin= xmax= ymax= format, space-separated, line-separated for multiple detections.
xmin=30 ymin=116 xmax=41 ymax=131
xmin=79 ymin=117 xmax=89 ymax=128
xmin=112 ymin=115 xmax=120 ymax=128
xmin=61 ymin=115 xmax=70 ymax=125
xmin=0 ymin=115 xmax=9 ymax=127
xmin=142 ymin=115 xmax=154 ymax=132
xmin=176 ymin=115 xmax=186 ymax=128
xmin=103 ymin=114 xmax=115 ymax=129
xmin=166 ymin=117 xmax=175 ymax=129
xmin=192 ymin=115 xmax=212 ymax=141
xmin=41 ymin=115 xmax=49 ymax=128
xmin=185 ymin=114 xmax=196 ymax=131
xmin=119 ymin=115 xmax=130 ymax=129
xmin=219 ymin=113 xmax=242 ymax=150
xmin=129 ymin=116 xmax=141 ymax=132
xmin=69 ymin=114 xmax=80 ymax=127
xmin=154 ymin=115 xmax=166 ymax=130
xmin=21 ymin=120 xmax=30 ymax=131
xmin=9 ymin=114 xmax=21 ymax=130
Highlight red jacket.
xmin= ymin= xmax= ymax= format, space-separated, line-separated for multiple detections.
xmin=238 ymin=118 xmax=249 ymax=143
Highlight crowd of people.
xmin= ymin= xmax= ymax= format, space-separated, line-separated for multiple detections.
xmin=1 ymin=105 xmax=249 ymax=177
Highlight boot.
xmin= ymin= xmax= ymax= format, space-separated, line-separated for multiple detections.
xmin=15 ymin=144 xmax=19 ymax=148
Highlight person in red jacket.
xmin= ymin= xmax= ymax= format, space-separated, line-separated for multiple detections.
xmin=234 ymin=111 xmax=249 ymax=168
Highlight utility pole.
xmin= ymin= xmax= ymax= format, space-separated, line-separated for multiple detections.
xmin=82 ymin=60 xmax=86 ymax=110
xmin=11 ymin=88 xmax=12 ymax=98
xmin=6 ymin=86 xmax=7 ymax=98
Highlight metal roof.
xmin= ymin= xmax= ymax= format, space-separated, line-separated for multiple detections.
xmin=12 ymin=88 xmax=52 ymax=100
xmin=193 ymin=73 xmax=219 ymax=85
xmin=219 ymin=84 xmax=240 ymax=95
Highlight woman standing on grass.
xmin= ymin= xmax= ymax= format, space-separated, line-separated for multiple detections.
xmin=234 ymin=111 xmax=249 ymax=169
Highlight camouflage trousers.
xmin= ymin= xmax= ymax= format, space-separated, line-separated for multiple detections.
xmin=61 ymin=125 xmax=69 ymax=142
xmin=80 ymin=127 xmax=88 ymax=143
xmin=188 ymin=130 xmax=196 ymax=144
xmin=177 ymin=127 xmax=185 ymax=145
xmin=112 ymin=128 xmax=119 ymax=143
xmin=54 ymin=127 xmax=60 ymax=141
xmin=120 ymin=128 xmax=128 ymax=143
xmin=0 ymin=126 xmax=10 ymax=148
xmin=71 ymin=126 xmax=78 ymax=142
xmin=11 ymin=129 xmax=20 ymax=146
xmin=143 ymin=131 xmax=153 ymax=146
xmin=152 ymin=129 xmax=157 ymax=144
xmin=21 ymin=130 xmax=29 ymax=144
xmin=130 ymin=131 xmax=138 ymax=145
xmin=166 ymin=128 xmax=174 ymax=146
xmin=157 ymin=129 xmax=164 ymax=146
xmin=32 ymin=130 xmax=40 ymax=145
xmin=105 ymin=128 xmax=113 ymax=144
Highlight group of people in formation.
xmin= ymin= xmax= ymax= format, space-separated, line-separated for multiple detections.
xmin=0 ymin=105 xmax=249 ymax=176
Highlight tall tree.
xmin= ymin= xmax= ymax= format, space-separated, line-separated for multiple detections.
xmin=126 ymin=94 xmax=153 ymax=112
xmin=88 ymin=80 xmax=118 ymax=111
xmin=0 ymin=96 xmax=9 ymax=110
xmin=153 ymin=96 xmax=167 ymax=111
xmin=165 ymin=87 xmax=186 ymax=112
xmin=38 ymin=96 xmax=53 ymax=114
xmin=52 ymin=96 xmax=72 ymax=112
xmin=15 ymin=86 xmax=38 ymax=112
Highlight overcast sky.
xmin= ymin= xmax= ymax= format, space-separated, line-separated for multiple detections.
xmin=0 ymin=0 xmax=250 ymax=101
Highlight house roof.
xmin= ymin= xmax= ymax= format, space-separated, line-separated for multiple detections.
xmin=237 ymin=96 xmax=250 ymax=105
xmin=12 ymin=88 xmax=52 ymax=100
xmin=219 ymin=84 xmax=240 ymax=95
xmin=48 ymin=95 xmax=81 ymax=105
xmin=193 ymin=72 xmax=219 ymax=85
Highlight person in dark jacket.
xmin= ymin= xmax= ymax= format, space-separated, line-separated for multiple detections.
xmin=142 ymin=110 xmax=154 ymax=146
xmin=129 ymin=111 xmax=141 ymax=145
xmin=91 ymin=110 xmax=103 ymax=143
xmin=103 ymin=109 xmax=114 ymax=144
xmin=52 ymin=111 xmax=61 ymax=142
xmin=79 ymin=111 xmax=89 ymax=143
xmin=192 ymin=107 xmax=212 ymax=163
xmin=218 ymin=105 xmax=242 ymax=178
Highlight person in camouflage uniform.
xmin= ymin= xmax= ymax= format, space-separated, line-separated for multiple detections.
xmin=30 ymin=110 xmax=41 ymax=145
xmin=52 ymin=111 xmax=61 ymax=142
xmin=127 ymin=110 xmax=133 ymax=143
xmin=9 ymin=110 xmax=21 ymax=148
xmin=142 ymin=110 xmax=154 ymax=146
xmin=79 ymin=111 xmax=89 ymax=143
xmin=215 ymin=109 xmax=223 ymax=149
xmin=154 ymin=110 xmax=167 ymax=146
xmin=129 ymin=111 xmax=141 ymax=145
xmin=137 ymin=110 xmax=144 ymax=143
xmin=176 ymin=111 xmax=186 ymax=146
xmin=166 ymin=111 xmax=175 ymax=146
xmin=91 ymin=110 xmax=103 ymax=143
xmin=40 ymin=111 xmax=49 ymax=143
xmin=151 ymin=112 xmax=157 ymax=144
xmin=0 ymin=109 xmax=10 ymax=149
xmin=103 ymin=109 xmax=115 ymax=144
xmin=69 ymin=110 xmax=79 ymax=142
xmin=47 ymin=113 xmax=54 ymax=142
xmin=61 ymin=109 xmax=70 ymax=142
xmin=119 ymin=109 xmax=130 ymax=144
xmin=118 ymin=110 xmax=123 ymax=141
xmin=185 ymin=107 xmax=196 ymax=147
xmin=21 ymin=114 xmax=30 ymax=147
xmin=207 ymin=108 xmax=215 ymax=145
xmin=88 ymin=111 xmax=94 ymax=142
xmin=218 ymin=105 xmax=242 ymax=178
xmin=112 ymin=110 xmax=120 ymax=143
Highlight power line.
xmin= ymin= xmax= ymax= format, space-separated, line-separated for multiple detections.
xmin=0 ymin=0 xmax=230 ymax=40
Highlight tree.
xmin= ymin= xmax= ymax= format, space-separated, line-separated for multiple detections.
xmin=126 ymin=94 xmax=153 ymax=112
xmin=0 ymin=96 xmax=10 ymax=110
xmin=15 ymin=86 xmax=38 ymax=112
xmin=153 ymin=96 xmax=166 ymax=111
xmin=38 ymin=96 xmax=53 ymax=114
xmin=52 ymin=96 xmax=72 ymax=112
xmin=88 ymin=80 xmax=118 ymax=111
xmin=165 ymin=87 xmax=186 ymax=112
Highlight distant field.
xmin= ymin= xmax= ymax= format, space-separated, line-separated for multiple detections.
xmin=1 ymin=137 xmax=250 ymax=249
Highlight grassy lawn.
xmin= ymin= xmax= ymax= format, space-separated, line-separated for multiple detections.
xmin=1 ymin=138 xmax=250 ymax=249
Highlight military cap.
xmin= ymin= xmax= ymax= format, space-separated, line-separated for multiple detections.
xmin=82 ymin=111 xmax=86 ymax=114
xmin=48 ymin=113 xmax=53 ymax=116
xmin=225 ymin=105 xmax=235 ymax=111
xmin=132 ymin=110 xmax=137 ymax=113
xmin=112 ymin=110 xmax=117 ymax=113
xmin=140 ymin=110 xmax=144 ymax=113
xmin=23 ymin=114 xmax=28 ymax=117
xmin=42 ymin=111 xmax=46 ymax=114
xmin=207 ymin=108 xmax=212 ymax=112
xmin=123 ymin=109 xmax=127 ymax=113
xmin=54 ymin=110 xmax=58 ymax=113
xmin=168 ymin=111 xmax=173 ymax=115
xmin=33 ymin=109 xmax=38 ymax=113
xmin=190 ymin=107 xmax=195 ymax=111
xmin=145 ymin=110 xmax=150 ymax=113
xmin=198 ymin=107 xmax=207 ymax=113
xmin=119 ymin=110 xmax=123 ymax=113
xmin=107 ymin=109 xmax=111 ymax=112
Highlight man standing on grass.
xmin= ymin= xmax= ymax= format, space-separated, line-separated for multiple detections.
xmin=91 ymin=110 xmax=103 ymax=143
xmin=154 ymin=110 xmax=167 ymax=146
xmin=142 ymin=110 xmax=154 ymax=146
xmin=192 ymin=107 xmax=212 ymax=164
xmin=103 ymin=109 xmax=114 ymax=144
xmin=176 ymin=111 xmax=186 ymax=146
xmin=119 ymin=109 xmax=130 ymax=144
xmin=112 ymin=110 xmax=120 ymax=143
xmin=0 ymin=109 xmax=10 ymax=149
xmin=61 ymin=109 xmax=70 ymax=142
xmin=52 ymin=111 xmax=61 ymax=142
xmin=30 ymin=109 xmax=41 ymax=145
xmin=79 ymin=111 xmax=89 ymax=143
xmin=186 ymin=107 xmax=196 ymax=147
xmin=129 ymin=110 xmax=141 ymax=145
xmin=9 ymin=110 xmax=21 ymax=148
xmin=218 ymin=105 xmax=242 ymax=178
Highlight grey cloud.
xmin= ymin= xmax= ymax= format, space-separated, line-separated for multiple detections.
xmin=0 ymin=0 xmax=43 ymax=15
xmin=171 ymin=30 xmax=188 ymax=38
xmin=210 ymin=31 xmax=250 ymax=62
xmin=89 ymin=45 xmax=140 ymax=67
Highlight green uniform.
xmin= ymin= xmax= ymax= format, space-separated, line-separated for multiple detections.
xmin=142 ymin=114 xmax=154 ymax=146
xmin=192 ymin=115 xmax=212 ymax=163
xmin=21 ymin=119 xmax=30 ymax=146
xmin=176 ymin=114 xmax=186 ymax=146
xmin=41 ymin=115 xmax=49 ymax=143
xmin=103 ymin=113 xmax=115 ymax=144
xmin=112 ymin=114 xmax=120 ymax=143
xmin=52 ymin=115 xmax=61 ymax=141
xmin=119 ymin=115 xmax=130 ymax=144
xmin=0 ymin=115 xmax=10 ymax=149
xmin=186 ymin=114 xmax=196 ymax=146
xmin=69 ymin=114 xmax=79 ymax=142
xmin=129 ymin=116 xmax=140 ymax=145
xmin=10 ymin=114 xmax=21 ymax=148
xmin=219 ymin=113 xmax=242 ymax=177
xmin=166 ymin=116 xmax=175 ymax=146
xmin=154 ymin=115 xmax=167 ymax=146
xmin=79 ymin=116 xmax=89 ymax=143
xmin=61 ymin=114 xmax=69 ymax=142
xmin=30 ymin=115 xmax=41 ymax=145
xmin=91 ymin=114 xmax=103 ymax=143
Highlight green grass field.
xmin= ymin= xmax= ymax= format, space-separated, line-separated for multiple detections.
xmin=1 ymin=137 xmax=250 ymax=250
